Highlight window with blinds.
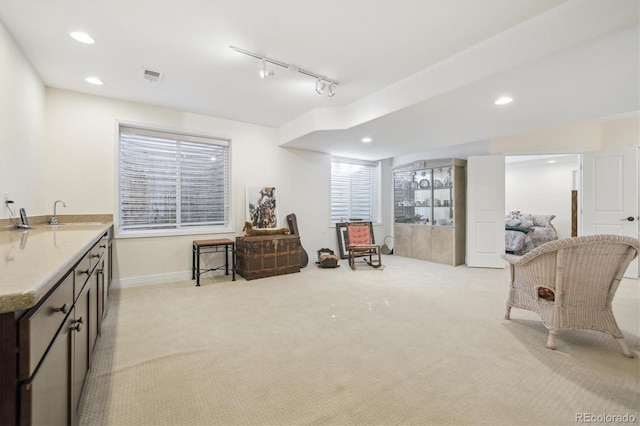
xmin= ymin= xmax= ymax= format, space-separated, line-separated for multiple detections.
xmin=330 ymin=157 xmax=380 ymax=223
xmin=118 ymin=125 xmax=231 ymax=232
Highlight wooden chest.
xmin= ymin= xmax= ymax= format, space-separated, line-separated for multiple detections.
xmin=235 ymin=235 xmax=301 ymax=280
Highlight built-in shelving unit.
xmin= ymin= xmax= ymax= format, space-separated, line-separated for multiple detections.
xmin=392 ymin=158 xmax=466 ymax=266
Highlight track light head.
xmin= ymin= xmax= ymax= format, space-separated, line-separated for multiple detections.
xmin=316 ymin=79 xmax=326 ymax=95
xmin=328 ymin=83 xmax=336 ymax=97
xmin=260 ymin=59 xmax=274 ymax=78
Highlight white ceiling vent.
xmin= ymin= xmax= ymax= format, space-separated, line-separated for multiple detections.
xmin=141 ymin=67 xmax=164 ymax=83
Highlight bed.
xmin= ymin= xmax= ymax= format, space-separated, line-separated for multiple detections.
xmin=505 ymin=213 xmax=558 ymax=255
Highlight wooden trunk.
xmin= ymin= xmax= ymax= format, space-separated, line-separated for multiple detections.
xmin=235 ymin=235 xmax=301 ymax=280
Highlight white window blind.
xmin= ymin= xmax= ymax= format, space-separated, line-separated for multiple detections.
xmin=118 ymin=126 xmax=230 ymax=232
xmin=331 ymin=157 xmax=379 ymax=223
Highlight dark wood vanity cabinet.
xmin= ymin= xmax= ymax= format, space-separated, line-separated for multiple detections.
xmin=0 ymin=229 xmax=111 ymax=425
xmin=18 ymin=272 xmax=74 ymax=426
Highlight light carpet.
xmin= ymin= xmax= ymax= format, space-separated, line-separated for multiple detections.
xmin=78 ymin=255 xmax=640 ymax=425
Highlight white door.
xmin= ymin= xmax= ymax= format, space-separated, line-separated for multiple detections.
xmin=582 ymin=146 xmax=639 ymax=278
xmin=467 ymin=155 xmax=505 ymax=268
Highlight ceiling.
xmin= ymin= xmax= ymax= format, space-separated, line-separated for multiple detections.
xmin=1 ymin=0 xmax=638 ymax=161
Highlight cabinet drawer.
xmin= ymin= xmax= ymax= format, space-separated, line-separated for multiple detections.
xmin=74 ymin=239 xmax=106 ymax=300
xmin=74 ymin=251 xmax=92 ymax=301
xmin=89 ymin=242 xmax=105 ymax=266
xmin=95 ymin=237 xmax=108 ymax=259
xmin=18 ymin=272 xmax=74 ymax=380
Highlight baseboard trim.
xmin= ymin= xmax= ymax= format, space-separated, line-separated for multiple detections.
xmin=111 ymin=271 xmax=191 ymax=289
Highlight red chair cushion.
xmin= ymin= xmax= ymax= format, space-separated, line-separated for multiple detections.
xmin=348 ymin=226 xmax=371 ymax=246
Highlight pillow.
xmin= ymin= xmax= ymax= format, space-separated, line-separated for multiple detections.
xmin=520 ymin=219 xmax=534 ymax=227
xmin=506 ymin=218 xmax=521 ymax=227
xmin=533 ymin=214 xmax=555 ymax=227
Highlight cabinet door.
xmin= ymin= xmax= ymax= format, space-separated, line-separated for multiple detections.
xmin=412 ymin=226 xmax=432 ymax=261
xmin=432 ymin=165 xmax=453 ymax=226
xmin=431 ymin=227 xmax=454 ymax=265
xmin=394 ymin=225 xmax=413 ymax=257
xmin=18 ymin=273 xmax=73 ymax=380
xmin=414 ymin=169 xmax=433 ymax=224
xmin=394 ymin=171 xmax=415 ymax=223
xmin=72 ymin=283 xmax=90 ymax=419
xmin=20 ymin=314 xmax=73 ymax=426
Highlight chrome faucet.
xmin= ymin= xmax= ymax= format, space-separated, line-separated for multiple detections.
xmin=49 ymin=200 xmax=67 ymax=225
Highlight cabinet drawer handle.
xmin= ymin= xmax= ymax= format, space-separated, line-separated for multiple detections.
xmin=78 ymin=269 xmax=91 ymax=275
xmin=91 ymin=253 xmax=100 ymax=258
xmin=99 ymin=244 xmax=107 ymax=248
xmin=71 ymin=316 xmax=83 ymax=332
xmin=54 ymin=303 xmax=69 ymax=314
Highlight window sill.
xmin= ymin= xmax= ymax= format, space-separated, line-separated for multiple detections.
xmin=115 ymin=226 xmax=235 ymax=239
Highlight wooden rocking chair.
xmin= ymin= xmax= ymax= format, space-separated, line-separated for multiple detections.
xmin=346 ymin=222 xmax=382 ymax=270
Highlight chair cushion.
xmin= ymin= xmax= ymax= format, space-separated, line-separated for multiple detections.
xmin=348 ymin=226 xmax=371 ymax=245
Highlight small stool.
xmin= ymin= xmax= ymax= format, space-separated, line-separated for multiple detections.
xmin=192 ymin=239 xmax=235 ymax=286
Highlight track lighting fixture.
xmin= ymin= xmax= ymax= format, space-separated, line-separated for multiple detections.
xmin=230 ymin=45 xmax=339 ymax=96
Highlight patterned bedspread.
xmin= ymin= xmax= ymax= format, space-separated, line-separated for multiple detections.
xmin=505 ymin=226 xmax=558 ymax=255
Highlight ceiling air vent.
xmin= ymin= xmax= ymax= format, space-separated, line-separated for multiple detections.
xmin=141 ymin=67 xmax=164 ymax=83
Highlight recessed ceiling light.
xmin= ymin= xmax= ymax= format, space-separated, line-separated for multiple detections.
xmin=70 ymin=31 xmax=95 ymax=44
xmin=494 ymin=96 xmax=513 ymax=105
xmin=361 ymin=137 xmax=373 ymax=143
xmin=85 ymin=77 xmax=104 ymax=85
xmin=547 ymin=160 xmax=557 ymax=163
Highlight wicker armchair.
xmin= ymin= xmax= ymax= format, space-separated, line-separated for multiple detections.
xmin=346 ymin=222 xmax=382 ymax=270
xmin=502 ymin=234 xmax=640 ymax=357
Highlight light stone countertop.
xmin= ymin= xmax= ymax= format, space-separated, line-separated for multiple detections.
xmin=0 ymin=222 xmax=113 ymax=314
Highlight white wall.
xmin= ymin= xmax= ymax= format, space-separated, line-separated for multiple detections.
xmin=0 ymin=22 xmax=46 ymax=217
xmin=505 ymin=156 xmax=579 ymax=239
xmin=391 ymin=140 xmax=492 ymax=168
xmin=490 ymin=121 xmax=603 ymax=155
xmin=43 ymin=89 xmax=351 ymax=285
xmin=601 ymin=114 xmax=640 ymax=148
xmin=490 ymin=115 xmax=639 ymax=155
